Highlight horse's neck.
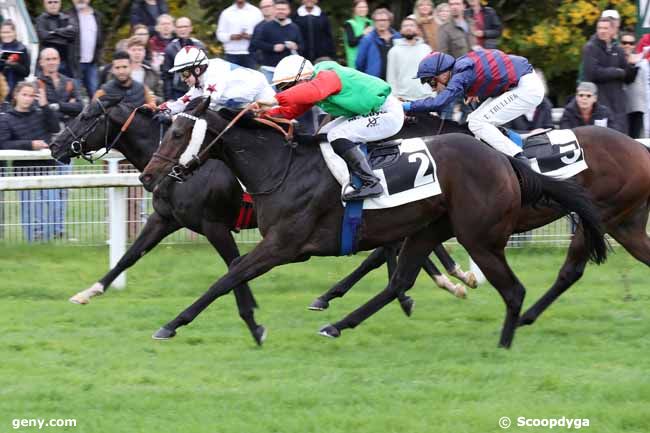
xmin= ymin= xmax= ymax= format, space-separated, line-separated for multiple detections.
xmin=225 ymin=132 xmax=324 ymax=195
xmin=114 ymin=119 xmax=157 ymax=172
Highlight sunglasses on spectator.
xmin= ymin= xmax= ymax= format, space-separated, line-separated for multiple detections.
xmin=621 ymin=40 xmax=636 ymax=45
xmin=577 ymin=93 xmax=594 ymax=98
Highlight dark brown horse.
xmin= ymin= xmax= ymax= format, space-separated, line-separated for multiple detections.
xmin=140 ymin=98 xmax=607 ymax=348
xmin=48 ymin=98 xmax=469 ymax=344
xmin=402 ymin=117 xmax=650 ymax=326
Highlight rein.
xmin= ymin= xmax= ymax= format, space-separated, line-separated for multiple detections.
xmin=68 ymin=102 xmax=156 ymax=163
xmin=162 ymin=104 xmax=295 ymax=196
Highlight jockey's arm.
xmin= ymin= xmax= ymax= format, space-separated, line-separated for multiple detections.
xmin=405 ymin=74 xmax=467 ymax=113
xmin=158 ymin=86 xmax=204 ymax=115
xmin=265 ymin=70 xmax=342 ymax=119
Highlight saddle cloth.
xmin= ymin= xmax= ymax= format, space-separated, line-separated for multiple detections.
xmin=320 ymin=137 xmax=442 ymax=210
xmin=521 ymin=129 xmax=588 ymax=180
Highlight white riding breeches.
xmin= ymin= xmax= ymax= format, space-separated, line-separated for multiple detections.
xmin=467 ymin=71 xmax=545 ymax=156
xmin=320 ymin=95 xmax=404 ymax=143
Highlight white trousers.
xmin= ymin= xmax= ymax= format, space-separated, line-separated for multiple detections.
xmin=467 ymin=72 xmax=545 ymax=156
xmin=320 ymin=95 xmax=404 ymax=143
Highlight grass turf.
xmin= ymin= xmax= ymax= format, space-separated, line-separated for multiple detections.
xmin=0 ymin=244 xmax=648 ymax=433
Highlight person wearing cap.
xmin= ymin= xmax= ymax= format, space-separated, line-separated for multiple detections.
xmin=559 ymin=82 xmax=620 ymax=131
xmin=600 ymin=9 xmax=620 ymax=42
xmin=582 ymin=16 xmax=637 ymax=133
xmin=403 ymin=49 xmax=544 ymax=161
xmin=257 ymin=55 xmax=404 ymax=201
xmin=156 ymin=45 xmax=275 ymax=119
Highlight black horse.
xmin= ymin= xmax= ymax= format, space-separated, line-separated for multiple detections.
xmin=49 ymin=98 xmax=470 ymax=343
xmin=140 ymin=97 xmax=607 ymax=348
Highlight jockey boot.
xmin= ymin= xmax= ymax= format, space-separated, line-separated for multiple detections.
xmin=340 ymin=145 xmax=384 ymax=201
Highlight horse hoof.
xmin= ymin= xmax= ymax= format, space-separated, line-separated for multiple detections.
xmin=69 ymin=294 xmax=89 ymax=305
xmin=152 ymin=327 xmax=176 ymax=340
xmin=253 ymin=325 xmax=267 ymax=346
xmin=399 ymin=296 xmax=414 ymax=317
xmin=308 ymin=298 xmax=329 ymax=311
xmin=318 ymin=324 xmax=340 ymax=338
xmin=454 ymin=284 xmax=467 ymax=299
xmin=465 ymin=272 xmax=478 ymax=289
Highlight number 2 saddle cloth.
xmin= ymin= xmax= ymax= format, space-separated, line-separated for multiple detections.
xmin=320 ymin=138 xmax=442 ymax=210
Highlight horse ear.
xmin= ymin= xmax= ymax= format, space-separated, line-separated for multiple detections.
xmin=99 ymin=94 xmax=124 ymax=109
xmin=196 ymin=96 xmax=211 ymax=115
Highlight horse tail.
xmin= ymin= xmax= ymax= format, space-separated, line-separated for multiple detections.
xmin=508 ymin=156 xmax=608 ymax=264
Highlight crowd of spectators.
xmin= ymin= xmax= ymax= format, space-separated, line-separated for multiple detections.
xmin=0 ymin=1 xmax=649 ymax=241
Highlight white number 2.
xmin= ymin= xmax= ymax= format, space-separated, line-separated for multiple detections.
xmin=408 ymin=152 xmax=433 ymax=188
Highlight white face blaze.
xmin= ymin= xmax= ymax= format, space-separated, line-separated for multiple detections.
xmin=179 ymin=118 xmax=207 ymax=166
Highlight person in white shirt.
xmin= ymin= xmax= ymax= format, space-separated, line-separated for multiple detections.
xmin=216 ymin=0 xmax=263 ymax=69
xmin=157 ymin=46 xmax=275 ymax=117
xmin=386 ymin=16 xmax=432 ymax=101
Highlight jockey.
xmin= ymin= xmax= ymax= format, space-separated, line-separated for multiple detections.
xmin=157 ymin=46 xmax=275 ymax=118
xmin=403 ymin=49 xmax=545 ymax=161
xmin=257 ymin=55 xmax=404 ymax=201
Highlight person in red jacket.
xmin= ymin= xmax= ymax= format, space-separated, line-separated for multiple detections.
xmin=258 ymin=54 xmax=404 ymax=201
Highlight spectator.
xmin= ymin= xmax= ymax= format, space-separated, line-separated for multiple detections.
xmin=36 ymin=47 xmax=82 ymax=125
xmin=635 ymin=33 xmax=650 ymax=55
xmin=68 ymin=0 xmax=102 ymax=98
xmin=620 ymin=32 xmax=647 ymax=138
xmin=259 ymin=0 xmax=275 ymax=22
xmin=342 ymin=0 xmax=372 ymax=68
xmin=413 ymin=0 xmax=438 ymax=51
xmin=148 ymin=14 xmax=175 ymax=72
xmin=437 ymin=0 xmax=476 ymax=58
xmin=0 ymin=72 xmax=7 ymax=102
xmin=0 ymin=20 xmax=30 ymax=100
xmin=35 ymin=0 xmax=76 ymax=77
xmin=505 ymin=70 xmax=553 ymax=132
xmin=216 ymin=0 xmax=263 ymax=69
xmin=125 ymin=37 xmax=161 ymax=101
xmin=0 ymin=82 xmax=61 ymax=242
xmin=130 ymin=0 xmax=169 ymax=35
xmin=601 ymin=9 xmax=620 ymax=42
xmin=249 ymin=0 xmax=302 ymax=83
xmin=37 ymin=47 xmax=81 ymax=239
xmin=292 ymin=0 xmax=335 ymax=62
xmin=582 ymin=17 xmax=637 ymax=133
xmin=560 ymin=82 xmax=620 ymax=131
xmin=386 ymin=16 xmax=431 ymax=101
xmin=161 ymin=17 xmax=205 ymax=101
xmin=94 ymin=51 xmax=156 ymax=107
xmin=465 ymin=0 xmax=501 ymax=49
xmin=355 ymin=8 xmax=400 ymax=80
xmin=435 ymin=3 xmax=451 ymax=27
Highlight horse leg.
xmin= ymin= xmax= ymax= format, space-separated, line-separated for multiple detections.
xmin=308 ymin=246 xmax=389 ymax=311
xmin=69 ymin=212 xmax=181 ymax=304
xmin=203 ymin=221 xmax=265 ymax=345
xmin=518 ymin=231 xmax=588 ymax=326
xmin=608 ymin=204 xmax=650 ymax=266
xmin=320 ymin=224 xmax=446 ymax=338
xmin=152 ymin=236 xmax=294 ymax=340
xmin=385 ymin=242 xmax=416 ymax=317
xmin=421 ymin=255 xmax=467 ymax=298
xmin=466 ymin=246 xmax=525 ymax=348
xmin=433 ymin=244 xmax=477 ymax=289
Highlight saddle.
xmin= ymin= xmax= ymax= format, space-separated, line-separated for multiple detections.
xmin=519 ymin=128 xmax=556 ymax=159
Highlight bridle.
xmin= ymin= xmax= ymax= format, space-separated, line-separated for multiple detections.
xmin=64 ymin=100 xmax=158 ymax=163
xmin=154 ymin=105 xmax=295 ymax=195
xmin=64 ymin=98 xmax=112 ymax=162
